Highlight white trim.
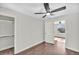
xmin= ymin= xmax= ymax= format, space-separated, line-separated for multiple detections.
xmin=14 ymin=41 xmax=43 ymax=54
xmin=66 ymin=46 xmax=79 ymax=52
xmin=0 ymin=45 xmax=14 ymax=51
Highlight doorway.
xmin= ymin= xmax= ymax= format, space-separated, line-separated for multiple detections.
xmin=45 ymin=20 xmax=66 ymax=44
xmin=45 ymin=20 xmax=66 ymax=54
xmin=54 ymin=20 xmax=66 ymax=44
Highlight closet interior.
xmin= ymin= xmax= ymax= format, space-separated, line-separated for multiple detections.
xmin=0 ymin=15 xmax=14 ymax=53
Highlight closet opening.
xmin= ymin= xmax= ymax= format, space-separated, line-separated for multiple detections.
xmin=0 ymin=15 xmax=14 ymax=55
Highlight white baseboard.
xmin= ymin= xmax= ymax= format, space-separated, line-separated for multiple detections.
xmin=66 ymin=46 xmax=79 ymax=52
xmin=0 ymin=45 xmax=14 ymax=51
xmin=14 ymin=41 xmax=43 ymax=54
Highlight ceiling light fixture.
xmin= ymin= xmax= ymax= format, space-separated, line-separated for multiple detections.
xmin=46 ymin=13 xmax=50 ymax=15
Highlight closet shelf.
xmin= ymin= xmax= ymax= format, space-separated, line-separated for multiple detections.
xmin=0 ymin=35 xmax=14 ymax=38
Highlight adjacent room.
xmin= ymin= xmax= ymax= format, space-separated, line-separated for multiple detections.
xmin=54 ymin=20 xmax=66 ymax=47
xmin=0 ymin=3 xmax=79 ymax=55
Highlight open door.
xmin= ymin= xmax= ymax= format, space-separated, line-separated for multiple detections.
xmin=45 ymin=21 xmax=55 ymax=44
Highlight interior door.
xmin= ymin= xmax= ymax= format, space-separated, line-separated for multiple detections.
xmin=45 ymin=21 xmax=55 ymax=44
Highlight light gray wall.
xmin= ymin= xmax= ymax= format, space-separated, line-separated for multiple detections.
xmin=45 ymin=21 xmax=55 ymax=44
xmin=65 ymin=13 xmax=79 ymax=52
xmin=0 ymin=15 xmax=14 ymax=51
xmin=15 ymin=13 xmax=43 ymax=54
xmin=0 ymin=7 xmax=43 ymax=54
xmin=65 ymin=3 xmax=79 ymax=52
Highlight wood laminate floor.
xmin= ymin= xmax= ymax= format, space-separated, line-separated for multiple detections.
xmin=0 ymin=38 xmax=79 ymax=55
xmin=17 ymin=38 xmax=79 ymax=55
xmin=0 ymin=48 xmax=14 ymax=55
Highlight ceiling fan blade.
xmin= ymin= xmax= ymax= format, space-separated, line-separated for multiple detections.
xmin=35 ymin=13 xmax=45 ymax=14
xmin=42 ymin=15 xmax=46 ymax=18
xmin=51 ymin=6 xmax=66 ymax=13
xmin=44 ymin=3 xmax=50 ymax=13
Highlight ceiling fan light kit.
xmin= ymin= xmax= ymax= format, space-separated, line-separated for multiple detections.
xmin=46 ymin=13 xmax=50 ymax=15
xmin=34 ymin=3 xmax=66 ymax=18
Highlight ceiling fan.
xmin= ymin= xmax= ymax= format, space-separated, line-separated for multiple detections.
xmin=34 ymin=3 xmax=66 ymax=18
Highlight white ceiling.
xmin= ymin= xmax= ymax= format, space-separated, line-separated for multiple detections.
xmin=0 ymin=3 xmax=79 ymax=19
